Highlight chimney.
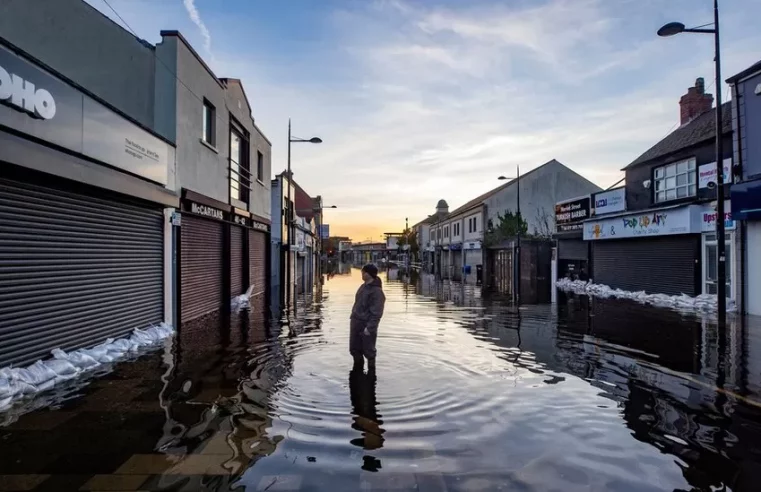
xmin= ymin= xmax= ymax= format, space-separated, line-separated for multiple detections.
xmin=679 ymin=77 xmax=714 ymax=125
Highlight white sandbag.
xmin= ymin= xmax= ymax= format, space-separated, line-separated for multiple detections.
xmin=43 ymin=359 xmax=79 ymax=383
xmin=131 ymin=328 xmax=154 ymax=345
xmin=0 ymin=378 xmax=11 ymax=399
xmin=52 ymin=348 xmax=100 ymax=370
xmin=0 ymin=396 xmax=11 ymax=411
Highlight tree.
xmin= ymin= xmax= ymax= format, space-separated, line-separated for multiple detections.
xmin=484 ymin=210 xmax=528 ymax=247
xmin=532 ymin=206 xmax=554 ymax=239
xmin=396 ymin=227 xmax=420 ymax=260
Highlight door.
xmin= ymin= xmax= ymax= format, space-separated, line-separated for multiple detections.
xmin=702 ymin=232 xmax=734 ymax=300
xmin=181 ymin=215 xmax=223 ymax=323
xmin=0 ymin=176 xmax=164 ymax=367
xmin=249 ymin=230 xmax=267 ymax=297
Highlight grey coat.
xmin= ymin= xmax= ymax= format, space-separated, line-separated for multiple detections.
xmin=350 ymin=277 xmax=386 ymax=334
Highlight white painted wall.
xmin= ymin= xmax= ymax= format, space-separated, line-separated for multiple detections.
xmin=747 ymin=221 xmax=761 ymax=316
xmin=463 ymin=211 xmax=482 ymax=241
xmin=484 ymin=160 xmax=601 ymax=235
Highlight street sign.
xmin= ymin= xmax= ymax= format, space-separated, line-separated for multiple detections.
xmin=170 ymin=211 xmax=181 ymax=226
xmin=320 ymin=224 xmax=330 ymax=239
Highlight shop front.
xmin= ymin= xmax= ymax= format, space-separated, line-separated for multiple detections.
xmin=249 ymin=217 xmax=270 ymax=313
xmin=698 ymin=201 xmax=736 ymax=300
xmin=450 ymin=242 xmax=463 ymax=281
xmin=0 ymin=42 xmax=176 ymax=366
xmin=179 ymin=192 xmax=227 ymax=323
xmin=554 ymin=196 xmax=592 ymax=280
xmin=583 ymin=205 xmax=702 ymax=297
xmin=463 ymin=241 xmax=482 ymax=284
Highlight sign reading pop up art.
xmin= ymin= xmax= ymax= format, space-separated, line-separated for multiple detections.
xmin=583 ymin=206 xmax=694 ymax=240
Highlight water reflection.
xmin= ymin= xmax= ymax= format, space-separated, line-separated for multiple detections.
xmin=348 ymin=367 xmax=385 ymax=469
xmin=1 ymin=264 xmax=761 ymax=491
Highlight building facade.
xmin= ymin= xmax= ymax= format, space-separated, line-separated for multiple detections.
xmin=155 ymin=31 xmax=272 ymax=324
xmin=583 ymin=78 xmax=738 ymax=304
xmin=0 ymin=0 xmax=273 ymax=369
xmin=0 ymin=1 xmax=176 ymax=366
xmin=415 ymin=159 xmax=600 ymax=287
xmin=728 ymin=60 xmax=761 ymax=315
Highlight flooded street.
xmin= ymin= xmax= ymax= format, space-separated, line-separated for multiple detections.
xmin=2 ymin=267 xmax=761 ymax=491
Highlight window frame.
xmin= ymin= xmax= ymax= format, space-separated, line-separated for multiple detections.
xmin=202 ymin=99 xmax=216 ymax=146
xmin=653 ymin=158 xmax=697 ymax=203
xmin=257 ymin=150 xmax=264 ymax=182
xmin=229 ymin=120 xmax=251 ymax=205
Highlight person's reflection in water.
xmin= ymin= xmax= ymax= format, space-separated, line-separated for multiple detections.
xmin=349 ymin=367 xmax=385 ymax=471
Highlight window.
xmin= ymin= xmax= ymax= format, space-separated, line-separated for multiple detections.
xmin=257 ymin=151 xmax=264 ymax=182
xmin=229 ymin=126 xmax=250 ymax=203
xmin=453 ymin=223 xmax=459 ymax=236
xmin=202 ymin=100 xmax=215 ymax=145
xmin=468 ymin=217 xmax=477 ymax=233
xmin=444 ymin=226 xmax=449 ymax=238
xmin=654 ymin=158 xmax=696 ymax=203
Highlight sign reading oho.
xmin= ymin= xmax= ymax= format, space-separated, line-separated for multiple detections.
xmin=0 ymin=64 xmax=56 ymax=120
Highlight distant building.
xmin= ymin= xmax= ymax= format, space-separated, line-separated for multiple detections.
xmin=413 ymin=159 xmax=600 ymax=285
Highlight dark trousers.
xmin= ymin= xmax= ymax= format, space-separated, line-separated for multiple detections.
xmin=350 ymin=318 xmax=377 ymax=359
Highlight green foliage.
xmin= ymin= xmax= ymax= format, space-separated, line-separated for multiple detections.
xmin=484 ymin=210 xmax=528 ymax=246
xmin=396 ymin=227 xmax=420 ymax=256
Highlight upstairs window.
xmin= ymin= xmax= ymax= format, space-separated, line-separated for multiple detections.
xmin=257 ymin=151 xmax=264 ymax=182
xmin=655 ymin=158 xmax=696 ymax=203
xmin=202 ymin=100 xmax=215 ymax=145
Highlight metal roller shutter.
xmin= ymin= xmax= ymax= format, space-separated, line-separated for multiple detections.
xmin=558 ymin=239 xmax=588 ymax=261
xmin=0 ymin=176 xmax=164 ymax=368
xmin=249 ymin=230 xmax=267 ymax=297
xmin=230 ymin=226 xmax=244 ymax=297
xmin=592 ymin=236 xmax=699 ymax=296
xmin=181 ymin=215 xmax=223 ymax=323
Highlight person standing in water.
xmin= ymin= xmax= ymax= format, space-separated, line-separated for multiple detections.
xmin=350 ymin=264 xmax=386 ymax=372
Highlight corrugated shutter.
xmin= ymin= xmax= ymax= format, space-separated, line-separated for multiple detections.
xmin=0 ymin=176 xmax=163 ymax=368
xmin=181 ymin=215 xmax=223 ymax=323
xmin=592 ymin=236 xmax=699 ymax=296
xmin=249 ymin=230 xmax=267 ymax=297
xmin=230 ymin=226 xmax=244 ymax=297
xmin=558 ymin=239 xmax=588 ymax=261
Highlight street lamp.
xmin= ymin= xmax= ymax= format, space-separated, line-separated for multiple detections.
xmin=658 ymin=0 xmax=726 ymax=326
xmin=286 ymin=118 xmax=321 ymax=309
xmin=498 ymin=165 xmax=522 ymax=306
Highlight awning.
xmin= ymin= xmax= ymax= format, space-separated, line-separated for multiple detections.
xmin=730 ymin=180 xmax=761 ymax=220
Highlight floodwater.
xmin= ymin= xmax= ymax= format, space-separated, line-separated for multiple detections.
xmin=2 ymin=267 xmax=761 ymax=491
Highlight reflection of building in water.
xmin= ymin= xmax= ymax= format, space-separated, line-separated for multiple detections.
xmin=151 ymin=310 xmax=293 ymax=489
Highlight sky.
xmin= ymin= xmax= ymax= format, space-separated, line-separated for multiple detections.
xmin=86 ymin=0 xmax=761 ymax=241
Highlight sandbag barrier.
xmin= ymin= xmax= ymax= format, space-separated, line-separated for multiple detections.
xmin=0 ymin=323 xmax=174 ymax=414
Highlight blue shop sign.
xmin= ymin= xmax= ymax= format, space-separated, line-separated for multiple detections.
xmin=730 ymin=180 xmax=761 ymax=220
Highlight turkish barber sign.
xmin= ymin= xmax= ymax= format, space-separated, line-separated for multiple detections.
xmin=555 ymin=197 xmax=590 ymax=232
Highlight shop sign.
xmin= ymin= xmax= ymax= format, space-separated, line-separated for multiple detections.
xmin=592 ymin=188 xmax=625 ymax=215
xmin=450 ymin=243 xmax=463 ymax=251
xmin=233 ymin=215 xmax=248 ymax=226
xmin=252 ymin=220 xmax=269 ymax=232
xmin=583 ymin=205 xmax=694 ymax=240
xmin=190 ymin=202 xmax=224 ymax=220
xmin=698 ymin=159 xmax=732 ymax=189
xmin=555 ymin=197 xmax=591 ymax=233
xmin=464 ymin=241 xmax=481 ymax=250
xmin=700 ymin=201 xmax=735 ymax=233
xmin=0 ymin=63 xmax=56 ymax=119
xmin=320 ymin=224 xmax=330 ymax=239
xmin=0 ymin=45 xmax=171 ymax=186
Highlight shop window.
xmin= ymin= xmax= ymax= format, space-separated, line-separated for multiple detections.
xmin=202 ymin=100 xmax=215 ymax=145
xmin=230 ymin=125 xmax=250 ymax=204
xmin=654 ymin=158 xmax=696 ymax=203
xmin=257 ymin=151 xmax=264 ymax=182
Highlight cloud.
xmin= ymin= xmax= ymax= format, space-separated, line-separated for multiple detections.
xmin=183 ymin=0 xmax=212 ymax=54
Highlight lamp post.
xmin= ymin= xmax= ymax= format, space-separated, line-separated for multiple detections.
xmin=498 ymin=165 xmax=522 ymax=306
xmin=658 ymin=0 xmax=726 ymax=326
xmin=286 ymin=119 xmax=321 ymax=309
